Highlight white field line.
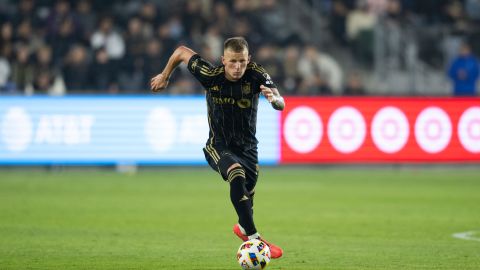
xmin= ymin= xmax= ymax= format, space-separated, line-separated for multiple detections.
xmin=452 ymin=231 xmax=480 ymax=242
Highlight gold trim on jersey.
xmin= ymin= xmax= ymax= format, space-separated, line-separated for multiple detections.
xmin=200 ymin=66 xmax=224 ymax=77
xmin=247 ymin=62 xmax=267 ymax=74
xmin=205 ymin=106 xmax=220 ymax=163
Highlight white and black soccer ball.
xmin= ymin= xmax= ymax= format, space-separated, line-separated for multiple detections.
xmin=236 ymin=239 xmax=271 ymax=269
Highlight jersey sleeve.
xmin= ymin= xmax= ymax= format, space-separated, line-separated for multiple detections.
xmin=187 ymin=54 xmax=217 ymax=86
xmin=249 ymin=62 xmax=277 ymax=92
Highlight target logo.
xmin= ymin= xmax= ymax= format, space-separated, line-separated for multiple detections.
xmin=414 ymin=107 xmax=452 ymax=153
xmin=283 ymin=106 xmax=322 ymax=154
xmin=458 ymin=107 xmax=480 ymax=153
xmin=281 ymin=98 xmax=480 ymax=162
xmin=327 ymin=106 xmax=366 ymax=154
xmin=371 ymin=106 xmax=409 ymax=153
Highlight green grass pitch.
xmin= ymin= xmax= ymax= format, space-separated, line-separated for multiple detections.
xmin=1 ymin=167 xmax=479 ymax=269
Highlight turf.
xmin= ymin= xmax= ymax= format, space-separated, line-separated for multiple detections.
xmin=0 ymin=167 xmax=479 ymax=269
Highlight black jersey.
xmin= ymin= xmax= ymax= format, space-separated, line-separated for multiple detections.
xmin=187 ymin=54 xmax=277 ymax=150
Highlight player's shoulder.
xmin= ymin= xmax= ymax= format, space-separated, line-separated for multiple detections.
xmin=246 ymin=61 xmax=272 ymax=83
xmin=190 ymin=54 xmax=224 ymax=77
xmin=247 ymin=61 xmax=268 ymax=75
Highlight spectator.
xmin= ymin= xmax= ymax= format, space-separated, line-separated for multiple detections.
xmin=91 ymin=16 xmax=125 ymax=87
xmin=48 ymin=17 xmax=79 ymax=65
xmin=257 ymin=0 xmax=291 ymax=45
xmin=211 ymin=2 xmax=233 ymax=36
xmin=1 ymin=21 xmax=14 ymax=65
xmin=124 ymin=16 xmax=149 ymax=68
xmin=46 ymin=0 xmax=77 ymax=37
xmin=138 ymin=2 xmax=160 ymax=33
xmin=26 ymin=70 xmax=66 ymax=96
xmin=156 ymin=23 xmax=177 ymax=56
xmin=1 ymin=22 xmax=13 ymax=45
xmin=12 ymin=0 xmax=40 ymax=26
xmin=91 ymin=16 xmax=125 ymax=61
xmin=298 ymin=45 xmax=344 ymax=94
xmin=282 ymin=44 xmax=302 ymax=95
xmin=330 ymin=0 xmax=350 ymax=46
xmin=346 ymin=0 xmax=377 ymax=66
xmin=10 ymin=43 xmax=34 ymax=91
xmin=232 ymin=17 xmax=261 ymax=51
xmin=15 ymin=19 xmax=43 ymax=52
xmin=143 ymin=39 xmax=167 ymax=89
xmin=89 ymin=48 xmax=113 ymax=92
xmin=63 ymin=45 xmax=90 ymax=91
xmin=447 ymin=43 xmax=479 ymax=96
xmin=32 ymin=45 xmax=55 ymax=77
xmin=75 ymin=0 xmax=97 ymax=43
xmin=381 ymin=0 xmax=405 ymax=69
xmin=343 ymin=72 xmax=367 ymax=95
xmin=255 ymin=44 xmax=284 ymax=87
xmin=29 ymin=45 xmax=65 ymax=94
xmin=0 ymin=56 xmax=12 ymax=92
xmin=202 ymin=26 xmax=223 ymax=62
xmin=182 ymin=0 xmax=207 ymax=41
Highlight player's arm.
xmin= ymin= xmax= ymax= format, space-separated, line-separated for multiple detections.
xmin=150 ymin=46 xmax=196 ymax=92
xmin=260 ymin=85 xmax=285 ymax=111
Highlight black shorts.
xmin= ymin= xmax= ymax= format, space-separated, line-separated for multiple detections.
xmin=203 ymin=144 xmax=259 ymax=192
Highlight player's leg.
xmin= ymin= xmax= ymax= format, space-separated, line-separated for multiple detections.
xmin=244 ymin=163 xmax=259 ymax=215
xmin=216 ymin=152 xmax=258 ymax=237
xmin=233 ymin=153 xmax=258 ymax=237
xmin=232 ymin=163 xmax=257 ymax=241
xmin=233 ymin=156 xmax=283 ymax=259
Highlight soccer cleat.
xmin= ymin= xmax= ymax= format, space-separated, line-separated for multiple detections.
xmin=258 ymin=237 xmax=283 ymax=259
xmin=233 ymin=223 xmax=249 ymax=241
xmin=233 ymin=224 xmax=284 ymax=259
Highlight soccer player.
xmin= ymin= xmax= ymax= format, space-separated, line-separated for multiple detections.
xmin=150 ymin=37 xmax=285 ymax=258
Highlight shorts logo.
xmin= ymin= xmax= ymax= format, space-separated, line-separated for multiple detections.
xmin=242 ymin=82 xmax=251 ymax=94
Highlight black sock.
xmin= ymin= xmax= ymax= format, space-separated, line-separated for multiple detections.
xmin=228 ymin=168 xmax=257 ymax=236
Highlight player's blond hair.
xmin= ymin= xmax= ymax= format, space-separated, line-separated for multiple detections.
xmin=224 ymin=37 xmax=249 ymax=52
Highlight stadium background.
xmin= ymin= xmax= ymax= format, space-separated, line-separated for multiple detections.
xmin=1 ymin=0 xmax=480 ymax=269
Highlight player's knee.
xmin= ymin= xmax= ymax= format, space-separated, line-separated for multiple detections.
xmin=227 ymin=163 xmax=245 ymax=183
xmin=229 ymin=167 xmax=249 ymax=203
xmin=227 ymin=163 xmax=242 ymax=174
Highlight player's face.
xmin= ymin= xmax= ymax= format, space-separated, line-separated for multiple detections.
xmin=222 ymin=48 xmax=250 ymax=81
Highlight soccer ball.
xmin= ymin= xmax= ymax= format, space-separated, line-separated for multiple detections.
xmin=236 ymin=239 xmax=271 ymax=269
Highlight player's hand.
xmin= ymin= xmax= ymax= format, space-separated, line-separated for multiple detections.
xmin=150 ymin=73 xmax=169 ymax=92
xmin=260 ymin=85 xmax=275 ymax=103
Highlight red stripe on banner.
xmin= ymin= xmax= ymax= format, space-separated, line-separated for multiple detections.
xmin=280 ymin=97 xmax=480 ymax=163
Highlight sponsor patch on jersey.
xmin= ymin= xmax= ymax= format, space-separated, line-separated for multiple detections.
xmin=237 ymin=99 xmax=252 ymax=108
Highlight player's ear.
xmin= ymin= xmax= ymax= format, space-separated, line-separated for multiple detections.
xmin=221 ymin=55 xmax=226 ymax=65
xmin=248 ymin=55 xmax=251 ymax=63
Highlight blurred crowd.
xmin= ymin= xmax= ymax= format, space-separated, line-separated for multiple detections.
xmin=0 ymin=0 xmax=479 ymax=96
